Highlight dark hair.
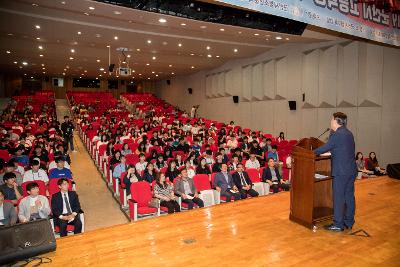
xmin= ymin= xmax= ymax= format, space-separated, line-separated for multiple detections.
xmin=267 ymin=157 xmax=275 ymax=162
xmin=237 ymin=163 xmax=243 ymax=168
xmin=55 ymin=156 xmax=65 ymax=163
xmin=271 ymin=144 xmax=278 ymax=150
xmin=26 ymin=182 xmax=39 ymax=191
xmin=333 ymin=112 xmax=347 ymax=126
xmin=3 ymin=172 xmax=16 ymax=181
xmin=6 ymin=161 xmax=15 ymax=168
xmin=57 ymin=178 xmax=69 ymax=186
xmin=368 ymin=152 xmax=378 ymax=163
xmin=139 ymin=153 xmax=145 ymax=158
xmin=355 ymin=152 xmax=363 ymax=160
xmin=0 ymin=188 xmax=4 ymax=196
xmin=64 ymin=115 xmax=69 ymax=119
xmin=31 ymin=159 xmax=40 ymax=166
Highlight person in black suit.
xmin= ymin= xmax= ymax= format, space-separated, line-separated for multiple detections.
xmin=262 ymin=158 xmax=290 ymax=193
xmin=232 ymin=164 xmax=259 ymax=199
xmin=51 ymin=178 xmax=82 ymax=237
xmin=314 ymin=112 xmax=357 ymax=232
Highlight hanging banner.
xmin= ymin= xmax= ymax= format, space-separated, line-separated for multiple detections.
xmin=215 ymin=0 xmax=400 ymax=46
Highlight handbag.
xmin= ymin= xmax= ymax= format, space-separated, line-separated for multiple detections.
xmin=149 ymin=198 xmax=160 ymax=208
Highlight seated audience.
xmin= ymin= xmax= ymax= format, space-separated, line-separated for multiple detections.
xmin=109 ymin=150 xmax=122 ymax=168
xmin=165 ymin=160 xmax=180 ymax=182
xmin=18 ymin=182 xmax=51 ymax=222
xmin=113 ymin=155 xmax=127 ymax=180
xmin=184 ymin=161 xmax=196 ymax=178
xmin=355 ymin=152 xmax=374 ymax=179
xmin=175 ymin=169 xmax=204 ymax=209
xmin=121 ymin=143 xmax=132 ymax=156
xmin=196 ymin=158 xmax=211 ymax=175
xmin=51 ymin=178 xmax=82 ymax=237
xmin=154 ymin=172 xmax=180 ymax=214
xmin=154 ymin=154 xmax=167 ymax=171
xmin=232 ymin=164 xmax=259 ymax=199
xmin=267 ymin=145 xmax=279 ymax=162
xmin=135 ymin=153 xmax=148 ymax=173
xmin=367 ymin=152 xmax=386 ymax=176
xmin=214 ymin=163 xmax=241 ymax=202
xmin=228 ymin=155 xmax=240 ymax=171
xmin=49 ymin=155 xmax=71 ymax=170
xmin=123 ymin=165 xmax=141 ymax=197
xmin=0 ymin=161 xmax=23 ymax=186
xmin=245 ymin=154 xmax=260 ymax=169
xmin=23 ymin=159 xmax=49 ymax=184
xmin=0 ymin=172 xmax=23 ymax=204
xmin=13 ymin=145 xmax=29 ymax=167
xmin=49 ymin=157 xmax=73 ymax=179
xmin=142 ymin=163 xmax=155 ymax=183
xmin=0 ymin=188 xmax=17 ymax=226
xmin=262 ymin=158 xmax=289 ymax=193
xmin=212 ymin=153 xmax=224 ymax=173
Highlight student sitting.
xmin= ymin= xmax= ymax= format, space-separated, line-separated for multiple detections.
xmin=355 ymin=152 xmax=374 ymax=179
xmin=18 ymin=182 xmax=51 ymax=223
xmin=154 ymin=172 xmax=180 ymax=214
xmin=49 ymin=157 xmax=73 ymax=179
xmin=113 ymin=155 xmax=127 ymax=180
xmin=23 ymin=159 xmax=49 ymax=184
xmin=0 ymin=189 xmax=17 ymax=226
xmin=262 ymin=158 xmax=289 ymax=193
xmin=0 ymin=172 xmax=23 ymax=205
xmin=123 ymin=165 xmax=141 ymax=197
xmin=367 ymin=152 xmax=386 ymax=176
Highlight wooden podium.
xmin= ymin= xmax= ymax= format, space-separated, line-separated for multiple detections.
xmin=289 ymin=137 xmax=333 ymax=229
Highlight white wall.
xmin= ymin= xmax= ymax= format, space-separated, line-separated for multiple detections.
xmin=153 ymin=40 xmax=400 ymax=166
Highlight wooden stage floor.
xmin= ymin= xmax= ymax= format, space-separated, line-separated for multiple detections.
xmin=44 ymin=177 xmax=400 ymax=267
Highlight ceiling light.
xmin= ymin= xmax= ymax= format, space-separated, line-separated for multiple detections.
xmin=96 ymin=59 xmax=100 ymax=62
xmin=147 ymin=40 xmax=152 ymax=44
xmin=191 ymin=66 xmax=195 ymax=69
xmin=254 ymin=33 xmax=259 ymax=36
xmin=13 ymin=61 xmax=17 ymax=64
xmin=42 ymin=72 xmax=45 ymax=74
xmin=114 ymin=36 xmax=118 ymax=40
xmin=99 ymin=74 xmax=102 ymax=77
xmin=39 ymin=54 xmax=43 ymax=57
xmin=132 ymin=70 xmax=135 ymax=73
xmin=152 ymin=71 xmax=155 ymax=74
xmin=84 ymin=70 xmax=87 ymax=73
xmin=95 ymin=34 xmax=101 ymax=38
xmin=275 ymin=36 xmax=282 ymax=40
xmin=36 ymin=37 xmax=40 ymax=40
xmin=169 ymin=64 xmax=172 ymax=67
xmin=42 ymin=67 xmax=45 ymax=70
xmin=7 ymin=33 xmax=13 ymax=36
xmin=146 ymin=63 xmax=150 ymax=66
xmin=171 ymin=72 xmax=175 ymax=75
xmin=127 ymin=55 xmax=131 ymax=58
xmin=139 ymin=74 xmax=142 ymax=76
xmin=42 ymin=64 xmax=45 ymax=66
xmin=219 ymin=28 xmax=225 ymax=31
xmin=77 ymin=31 xmax=81 ymax=35
xmin=99 ymin=68 xmax=104 ymax=71
xmin=22 ymin=62 xmax=28 ymax=65
xmin=285 ymin=37 xmax=290 ymax=40
xmin=238 ymin=31 xmax=242 ymax=34
xmin=206 ymin=46 xmax=211 ymax=50
xmin=31 ymin=76 xmax=34 ymax=79
xmin=216 ymin=55 xmax=220 ymax=58
xmin=103 ymin=71 xmax=106 ymax=74
xmin=207 ymin=54 xmax=212 ymax=58
xmin=152 ymin=56 xmax=156 ymax=60
xmin=233 ymin=48 xmax=238 ymax=53
xmin=84 ymin=12 xmax=89 ymax=16
xmin=32 ymin=3 xmax=38 ymax=7
xmin=61 ymin=1 xmax=66 ymax=5
xmin=19 ymin=66 xmax=22 ymax=69
xmin=70 ymin=49 xmax=75 ymax=53
xmin=79 ymin=76 xmax=82 ymax=79
xmin=180 ymin=23 xmax=186 ymax=26
xmin=147 ymin=78 xmax=150 ymax=80
xmin=113 ymin=11 xmax=121 ymax=15
xmin=156 ymin=74 xmax=158 ymax=77
xmin=38 ymin=45 xmax=43 ymax=50
xmin=190 ymin=53 xmax=195 ymax=56
xmin=89 ymin=6 xmax=95 ymax=10
xmin=162 ymin=41 xmax=168 ymax=45
xmin=200 ymin=25 xmax=207 ymax=29
xmin=136 ymin=48 xmax=141 ymax=52
xmin=69 ymin=57 xmax=74 ymax=60
xmin=122 ymin=61 xmax=126 ymax=64
xmin=63 ymin=68 xmax=66 ymax=71
xmin=178 ymin=43 xmax=182 ymax=47
xmin=6 ymin=50 xmax=11 ymax=54
xmin=35 ymin=25 xmax=41 ymax=29
xmin=158 ymin=18 xmax=167 ymax=23
xmin=106 ymin=45 xmax=110 ymax=48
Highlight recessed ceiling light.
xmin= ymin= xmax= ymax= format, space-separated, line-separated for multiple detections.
xmin=156 ymin=74 xmax=158 ymax=77
xmin=106 ymin=45 xmax=110 ymax=48
xmin=158 ymin=18 xmax=167 ymax=23
xmin=103 ymin=71 xmax=106 ymax=74
xmin=22 ymin=62 xmax=28 ymax=65
xmin=169 ymin=64 xmax=172 ymax=67
xmin=200 ymin=25 xmax=207 ymax=29
xmin=61 ymin=1 xmax=66 ymax=5
xmin=254 ymin=33 xmax=260 ymax=36
xmin=42 ymin=72 xmax=45 ymax=74
xmin=136 ymin=48 xmax=141 ymax=51
xmin=238 ymin=31 xmax=242 ymax=34
xmin=96 ymin=59 xmax=100 ymax=62
xmin=285 ymin=37 xmax=290 ymax=40
xmin=32 ymin=3 xmax=38 ymax=7
xmin=36 ymin=37 xmax=40 ymax=40
xmin=77 ymin=31 xmax=81 ymax=35
xmin=84 ymin=70 xmax=87 ymax=73
xmin=42 ymin=67 xmax=45 ymax=70
xmin=70 ymin=49 xmax=75 ymax=53
xmin=152 ymin=56 xmax=156 ymax=60
xmin=99 ymin=74 xmax=102 ymax=77
xmin=113 ymin=11 xmax=121 ymax=15
xmin=35 ymin=25 xmax=41 ymax=29
xmin=13 ymin=61 xmax=17 ymax=64
xmin=19 ymin=66 xmax=22 ymax=69
xmin=6 ymin=50 xmax=11 ymax=54
xmin=206 ymin=46 xmax=211 ymax=50
xmin=147 ymin=40 xmax=152 ymax=44
xmin=152 ymin=71 xmax=155 ymax=74
xmin=95 ymin=77 xmax=98 ymax=80
xmin=84 ymin=12 xmax=89 ymax=16
xmin=171 ymin=72 xmax=175 ymax=75
xmin=114 ymin=36 xmax=118 ymax=40
xmin=95 ymin=34 xmax=101 ymax=38
xmin=69 ymin=57 xmax=74 ymax=60
xmin=42 ymin=64 xmax=45 ymax=66
xmin=38 ymin=45 xmax=43 ymax=50
xmin=89 ymin=6 xmax=95 ymax=10
xmin=191 ymin=66 xmax=195 ymax=69
xmin=275 ymin=36 xmax=282 ymax=40
xmin=147 ymin=77 xmax=150 ymax=80
xmin=127 ymin=55 xmax=131 ymax=58
xmin=39 ymin=54 xmax=43 ymax=57
xmin=178 ymin=43 xmax=182 ymax=47
xmin=146 ymin=63 xmax=150 ymax=66
xmin=99 ymin=68 xmax=104 ymax=71
xmin=79 ymin=76 xmax=82 ymax=78
xmin=162 ymin=41 xmax=168 ymax=45
xmin=233 ymin=48 xmax=238 ymax=53
xmin=220 ymin=28 xmax=225 ymax=31
xmin=139 ymin=74 xmax=142 ymax=76
xmin=7 ymin=33 xmax=13 ymax=36
xmin=190 ymin=53 xmax=195 ymax=56
xmin=207 ymin=54 xmax=212 ymax=58
xmin=31 ymin=76 xmax=34 ymax=79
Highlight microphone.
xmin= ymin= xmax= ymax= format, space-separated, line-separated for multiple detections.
xmin=317 ymin=128 xmax=330 ymax=139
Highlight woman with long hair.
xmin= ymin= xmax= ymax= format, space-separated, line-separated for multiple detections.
xmin=165 ymin=160 xmax=180 ymax=182
xmin=153 ymin=172 xmax=180 ymax=214
xmin=367 ymin=152 xmax=386 ymax=176
xmin=122 ymin=165 xmax=141 ymax=197
xmin=355 ymin=152 xmax=374 ymax=179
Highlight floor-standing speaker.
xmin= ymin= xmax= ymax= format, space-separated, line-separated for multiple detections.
xmin=387 ymin=163 xmax=400 ymax=179
xmin=0 ymin=219 xmax=56 ymax=264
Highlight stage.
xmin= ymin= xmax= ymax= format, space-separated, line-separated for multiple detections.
xmin=44 ymin=177 xmax=400 ymax=266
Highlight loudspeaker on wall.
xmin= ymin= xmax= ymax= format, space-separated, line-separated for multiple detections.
xmin=233 ymin=96 xmax=239 ymax=103
xmin=166 ymin=80 xmax=171 ymax=85
xmin=188 ymin=88 xmax=193 ymax=94
xmin=288 ymin=100 xmax=296 ymax=110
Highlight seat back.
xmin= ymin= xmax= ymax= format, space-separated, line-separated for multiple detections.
xmin=193 ymin=174 xmax=211 ymax=191
xmin=130 ymin=181 xmax=152 ymax=207
xmin=246 ymin=169 xmax=261 ymax=183
xmin=48 ymin=178 xmax=73 ymax=195
xmin=21 ymin=180 xmax=47 ymax=197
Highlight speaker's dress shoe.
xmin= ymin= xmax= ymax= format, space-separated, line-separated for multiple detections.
xmin=324 ymin=224 xmax=344 ymax=232
xmin=344 ymin=224 xmax=353 ymax=230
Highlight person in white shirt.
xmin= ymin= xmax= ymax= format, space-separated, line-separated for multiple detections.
xmin=245 ymin=154 xmax=260 ymax=169
xmin=48 ymin=158 xmax=71 ymax=170
xmin=18 ymin=182 xmax=50 ymax=223
xmin=135 ymin=153 xmax=148 ymax=173
xmin=23 ymin=160 xmax=49 ymax=184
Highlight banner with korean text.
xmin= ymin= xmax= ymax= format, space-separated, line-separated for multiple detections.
xmin=215 ymin=0 xmax=400 ymax=46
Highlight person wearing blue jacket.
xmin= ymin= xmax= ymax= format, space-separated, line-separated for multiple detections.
xmin=314 ymin=112 xmax=357 ymax=232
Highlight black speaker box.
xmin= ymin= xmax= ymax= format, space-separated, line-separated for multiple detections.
xmin=233 ymin=96 xmax=239 ymax=103
xmin=0 ymin=219 xmax=56 ymax=264
xmin=387 ymin=163 xmax=400 ymax=179
xmin=289 ymin=100 xmax=296 ymax=110
xmin=166 ymin=79 xmax=171 ymax=85
xmin=188 ymin=88 xmax=193 ymax=94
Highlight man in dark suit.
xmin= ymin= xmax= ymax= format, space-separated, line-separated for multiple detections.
xmin=262 ymin=158 xmax=290 ymax=193
xmin=214 ymin=163 xmax=241 ymax=202
xmin=314 ymin=112 xmax=357 ymax=232
xmin=232 ymin=164 xmax=259 ymax=199
xmin=51 ymin=178 xmax=82 ymax=237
